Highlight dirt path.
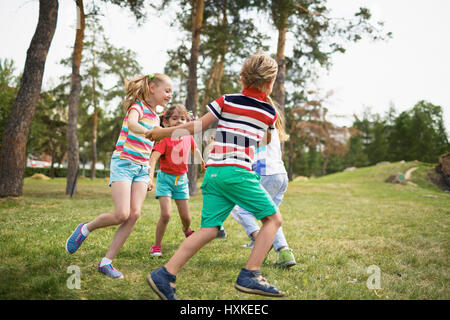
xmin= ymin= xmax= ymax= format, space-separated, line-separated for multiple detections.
xmin=405 ymin=167 xmax=418 ymax=179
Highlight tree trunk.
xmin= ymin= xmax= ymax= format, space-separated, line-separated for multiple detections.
xmin=66 ymin=0 xmax=85 ymax=195
xmin=273 ymin=17 xmax=288 ymax=154
xmin=91 ymin=69 xmax=98 ymax=180
xmin=185 ymin=0 xmax=204 ymax=115
xmin=215 ymin=52 xmax=226 ymax=95
xmin=50 ymin=148 xmax=56 ymax=179
xmin=214 ymin=4 xmax=227 ymax=96
xmin=200 ymin=57 xmax=218 ymax=114
xmin=186 ymin=0 xmax=204 ymax=196
xmin=322 ymin=154 xmax=328 ymax=176
xmin=273 ymin=21 xmax=287 ymax=113
xmin=91 ymin=108 xmax=98 ymax=179
xmin=0 ymin=0 xmax=58 ymax=197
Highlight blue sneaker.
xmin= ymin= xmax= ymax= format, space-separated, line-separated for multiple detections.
xmin=65 ymin=223 xmax=88 ymax=254
xmin=234 ymin=268 xmax=285 ymax=297
xmin=146 ymin=266 xmax=178 ymax=300
xmin=98 ymin=263 xmax=124 ymax=279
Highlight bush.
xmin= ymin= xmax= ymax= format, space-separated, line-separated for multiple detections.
xmin=25 ymin=167 xmax=110 ymax=178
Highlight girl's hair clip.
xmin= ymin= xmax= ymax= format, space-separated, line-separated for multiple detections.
xmin=159 ymin=109 xmax=167 ymax=118
xmin=148 ymin=74 xmax=155 ymax=81
xmin=187 ymin=110 xmax=195 ymax=121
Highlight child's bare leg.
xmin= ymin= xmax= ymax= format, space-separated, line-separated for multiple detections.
xmin=155 ymin=197 xmax=172 ymax=246
xmin=85 ymin=181 xmax=131 ymax=232
xmin=174 ymin=199 xmax=191 ymax=233
xmin=105 ymin=181 xmax=147 ymax=260
xmin=164 ymin=227 xmax=218 ymax=275
xmin=245 ymin=212 xmax=282 ymax=270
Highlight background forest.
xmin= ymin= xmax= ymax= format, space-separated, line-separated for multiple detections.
xmin=0 ymin=0 xmax=448 ymax=197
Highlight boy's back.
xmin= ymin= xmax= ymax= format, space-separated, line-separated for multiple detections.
xmin=206 ymin=87 xmax=277 ymax=171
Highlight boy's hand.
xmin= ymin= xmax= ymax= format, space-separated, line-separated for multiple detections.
xmin=147 ymin=180 xmax=154 ymax=192
xmin=145 ymin=126 xmax=165 ymax=142
xmin=200 ymin=160 xmax=206 ymax=173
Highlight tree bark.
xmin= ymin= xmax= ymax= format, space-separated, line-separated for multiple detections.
xmin=66 ymin=0 xmax=85 ymax=195
xmin=91 ymin=66 xmax=98 ymax=180
xmin=200 ymin=57 xmax=218 ymax=115
xmin=322 ymin=154 xmax=328 ymax=176
xmin=0 ymin=0 xmax=58 ymax=197
xmin=273 ymin=21 xmax=287 ymax=114
xmin=273 ymin=17 xmax=288 ymax=154
xmin=186 ymin=0 xmax=204 ymax=196
xmin=214 ymin=3 xmax=227 ymax=96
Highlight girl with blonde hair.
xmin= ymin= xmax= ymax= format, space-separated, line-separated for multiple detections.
xmin=144 ymin=54 xmax=287 ymax=299
xmin=66 ymin=73 xmax=173 ymax=279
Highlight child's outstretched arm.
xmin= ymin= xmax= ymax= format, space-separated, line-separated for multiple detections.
xmin=148 ymin=150 xmax=161 ymax=191
xmin=146 ymin=112 xmax=216 ymax=142
xmin=194 ymin=147 xmax=206 ymax=173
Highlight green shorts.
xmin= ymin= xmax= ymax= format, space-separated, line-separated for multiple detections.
xmin=200 ymin=166 xmax=278 ymax=228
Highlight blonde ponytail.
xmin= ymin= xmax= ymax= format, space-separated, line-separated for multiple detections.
xmin=240 ymin=54 xmax=278 ymax=92
xmin=267 ymin=96 xmax=290 ymax=142
xmin=122 ymin=73 xmax=170 ymax=112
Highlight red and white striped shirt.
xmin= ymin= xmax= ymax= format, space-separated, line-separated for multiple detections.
xmin=206 ymin=87 xmax=277 ymax=171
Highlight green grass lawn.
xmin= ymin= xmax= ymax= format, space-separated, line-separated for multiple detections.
xmin=0 ymin=161 xmax=448 ymax=300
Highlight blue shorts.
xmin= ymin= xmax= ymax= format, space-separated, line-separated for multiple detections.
xmin=109 ymin=156 xmax=150 ymax=187
xmin=155 ymin=171 xmax=189 ymax=200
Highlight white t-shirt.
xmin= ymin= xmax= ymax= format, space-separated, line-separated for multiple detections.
xmin=252 ymin=128 xmax=287 ymax=176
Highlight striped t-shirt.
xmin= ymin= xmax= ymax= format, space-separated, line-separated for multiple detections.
xmin=206 ymin=87 xmax=277 ymax=171
xmin=113 ymin=100 xmax=160 ymax=165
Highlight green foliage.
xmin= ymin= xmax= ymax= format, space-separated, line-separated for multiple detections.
xmin=288 ymin=100 xmax=448 ymax=178
xmin=164 ymin=0 xmax=269 ymax=111
xmin=58 ymin=14 xmax=142 ymax=169
xmin=100 ymin=0 xmax=147 ymax=23
xmin=27 ymin=86 xmax=68 ymax=171
xmin=379 ymin=101 xmax=448 ymax=164
xmin=343 ymin=135 xmax=369 ymax=168
xmin=0 ymin=58 xmax=19 ymax=149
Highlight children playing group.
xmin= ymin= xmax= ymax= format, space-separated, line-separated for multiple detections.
xmin=66 ymin=52 xmax=294 ymax=299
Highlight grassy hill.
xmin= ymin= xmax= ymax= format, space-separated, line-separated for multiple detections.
xmin=0 ymin=161 xmax=448 ymax=300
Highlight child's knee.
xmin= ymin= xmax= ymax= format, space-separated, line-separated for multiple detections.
xmin=114 ymin=210 xmax=130 ymax=224
xmin=265 ymin=212 xmax=282 ymax=228
xmin=160 ymin=211 xmax=172 ymax=224
xmin=129 ymin=209 xmax=141 ymax=221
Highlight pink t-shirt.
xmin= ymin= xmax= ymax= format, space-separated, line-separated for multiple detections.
xmin=153 ymin=136 xmax=197 ymax=175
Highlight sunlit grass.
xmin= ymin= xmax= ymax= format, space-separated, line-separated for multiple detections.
xmin=0 ymin=161 xmax=448 ymax=299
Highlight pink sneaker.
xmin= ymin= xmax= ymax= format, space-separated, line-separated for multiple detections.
xmin=150 ymin=245 xmax=162 ymax=257
xmin=184 ymin=228 xmax=194 ymax=238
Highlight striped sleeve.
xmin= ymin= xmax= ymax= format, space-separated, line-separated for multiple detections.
xmin=129 ymin=102 xmax=144 ymax=118
xmin=206 ymin=96 xmax=225 ymax=120
xmin=269 ymin=111 xmax=277 ymax=129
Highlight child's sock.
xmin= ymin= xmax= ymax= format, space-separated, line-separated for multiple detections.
xmin=99 ymin=257 xmax=112 ymax=267
xmin=81 ymin=224 xmax=90 ymax=236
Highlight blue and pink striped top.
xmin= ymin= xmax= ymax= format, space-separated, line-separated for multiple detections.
xmin=113 ymin=100 xmax=160 ymax=165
